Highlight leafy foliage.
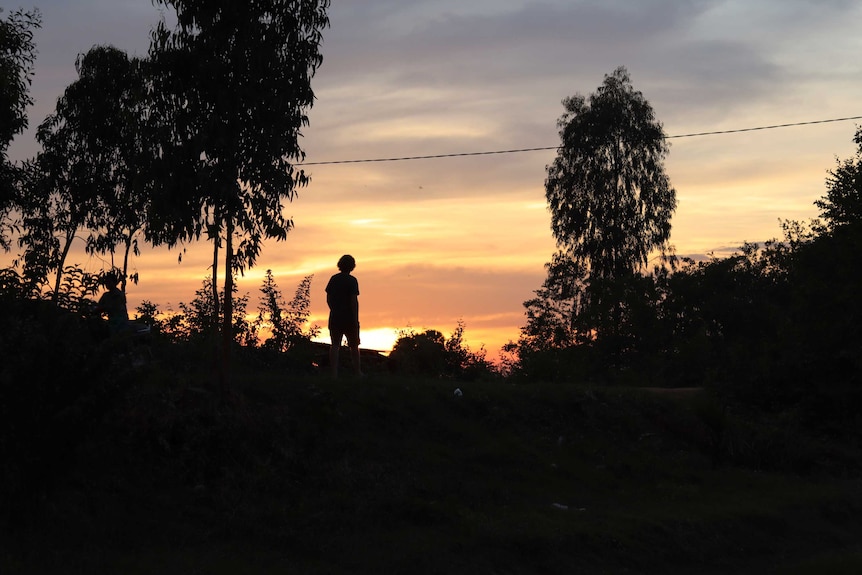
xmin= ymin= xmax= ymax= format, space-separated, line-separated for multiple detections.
xmin=0 ymin=8 xmax=40 ymax=149
xmin=174 ymin=275 xmax=253 ymax=346
xmin=146 ymin=0 xmax=331 ymax=388
xmin=815 ymin=128 xmax=862 ymax=233
xmin=0 ymin=275 xmax=124 ymax=510
xmin=255 ymin=270 xmax=319 ymax=352
xmin=510 ymin=128 xmax=862 ymax=441
xmin=541 ymin=66 xmax=677 ymax=352
xmin=390 ymin=320 xmax=497 ymax=380
xmin=545 ymin=66 xmax=676 ymax=280
xmin=518 ymin=252 xmax=585 ymax=352
xmin=0 ymin=7 xmax=40 ymax=247
xmin=20 ymin=45 xmax=149 ymax=299
xmin=389 ymin=328 xmax=448 ymax=376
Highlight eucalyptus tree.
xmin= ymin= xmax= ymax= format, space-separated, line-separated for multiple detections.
xmin=543 ymin=66 xmax=677 ymax=342
xmin=147 ymin=0 xmax=330 ymax=388
xmin=76 ymin=46 xmax=153 ymax=292
xmin=22 ymin=45 xmax=149 ymax=301
xmin=0 ymin=8 xmax=40 ymax=250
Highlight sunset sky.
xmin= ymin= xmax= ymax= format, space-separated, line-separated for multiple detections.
xmin=5 ymin=0 xmax=862 ymax=359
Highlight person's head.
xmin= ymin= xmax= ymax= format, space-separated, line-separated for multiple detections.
xmin=337 ymin=254 xmax=356 ymax=273
xmin=102 ymin=272 xmax=119 ymax=289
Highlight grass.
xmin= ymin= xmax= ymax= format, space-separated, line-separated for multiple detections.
xmin=3 ymin=367 xmax=862 ymax=574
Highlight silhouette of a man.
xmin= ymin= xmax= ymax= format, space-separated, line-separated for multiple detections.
xmin=325 ymin=254 xmax=362 ymax=378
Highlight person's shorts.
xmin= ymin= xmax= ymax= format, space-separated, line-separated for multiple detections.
xmin=329 ymin=321 xmax=360 ymax=348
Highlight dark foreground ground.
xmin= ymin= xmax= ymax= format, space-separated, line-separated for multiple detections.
xmin=2 ymin=369 xmax=862 ymax=574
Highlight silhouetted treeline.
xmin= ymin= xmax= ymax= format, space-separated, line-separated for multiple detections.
xmin=507 ymin=128 xmax=862 ymax=436
xmin=1 ymin=4 xmax=332 ymax=392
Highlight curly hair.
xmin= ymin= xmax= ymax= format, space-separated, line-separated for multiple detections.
xmin=337 ymin=254 xmax=356 ymax=272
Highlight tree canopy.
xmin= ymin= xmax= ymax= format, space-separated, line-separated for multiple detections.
xmin=0 ymin=8 xmax=39 ymax=161
xmin=22 ymin=45 xmax=149 ymax=298
xmin=537 ymin=66 xmax=677 ymax=345
xmin=0 ymin=8 xmax=40 ymax=249
xmin=545 ymin=66 xmax=676 ymax=280
xmin=147 ymin=0 xmax=330 ymax=390
xmin=816 ymin=127 xmax=862 ymax=234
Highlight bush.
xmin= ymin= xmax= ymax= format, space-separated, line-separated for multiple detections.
xmin=0 ymin=295 xmax=120 ymax=512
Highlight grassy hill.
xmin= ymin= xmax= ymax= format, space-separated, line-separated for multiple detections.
xmin=3 ymin=367 xmax=862 ymax=574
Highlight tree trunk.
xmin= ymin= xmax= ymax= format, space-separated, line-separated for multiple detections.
xmin=121 ymin=234 xmax=131 ymax=293
xmin=211 ymin=208 xmax=221 ymax=330
xmin=220 ymin=219 xmax=234 ymax=397
xmin=210 ymin=208 xmax=224 ymax=393
xmin=51 ymin=229 xmax=75 ymax=305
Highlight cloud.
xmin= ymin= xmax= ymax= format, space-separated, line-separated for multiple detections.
xmin=314 ymin=0 xmax=861 ymax=147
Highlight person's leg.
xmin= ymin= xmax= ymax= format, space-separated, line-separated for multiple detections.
xmin=349 ymin=344 xmax=362 ymax=376
xmin=346 ymin=326 xmax=362 ymax=377
xmin=329 ymin=345 xmax=339 ymax=378
xmin=329 ymin=331 xmax=343 ymax=378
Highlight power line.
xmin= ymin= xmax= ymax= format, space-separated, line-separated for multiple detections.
xmin=300 ymin=146 xmax=557 ymax=166
xmin=667 ymin=115 xmax=862 ymax=139
xmin=298 ymin=115 xmax=862 ymax=166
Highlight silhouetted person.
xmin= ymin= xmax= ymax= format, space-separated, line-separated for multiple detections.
xmin=94 ymin=273 xmax=130 ymax=336
xmin=92 ymin=273 xmax=151 ymax=367
xmin=326 ymin=254 xmax=362 ymax=378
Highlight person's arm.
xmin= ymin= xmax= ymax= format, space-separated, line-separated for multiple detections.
xmin=351 ymin=295 xmax=359 ymax=325
xmin=93 ymin=292 xmax=108 ymax=315
xmin=325 ymin=276 xmax=333 ymax=309
xmin=352 ymin=279 xmax=360 ymax=325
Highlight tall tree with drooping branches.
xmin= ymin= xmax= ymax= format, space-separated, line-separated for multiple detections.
xmin=543 ymin=66 xmax=677 ymax=342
